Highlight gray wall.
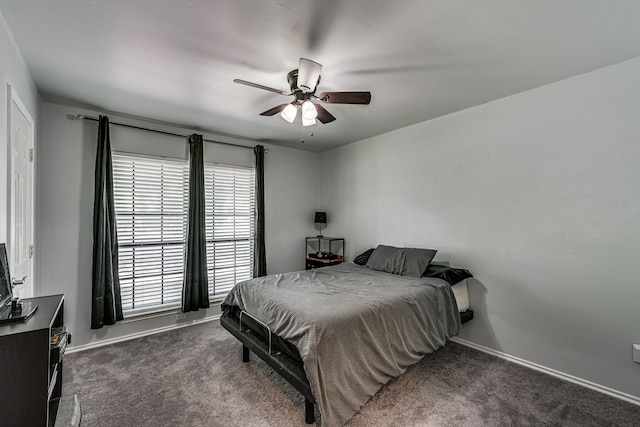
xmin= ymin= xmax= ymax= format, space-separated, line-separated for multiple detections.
xmin=320 ymin=57 xmax=640 ymax=400
xmin=38 ymin=101 xmax=320 ymax=348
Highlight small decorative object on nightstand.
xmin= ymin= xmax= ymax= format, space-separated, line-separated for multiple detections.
xmin=305 ymin=236 xmax=344 ymax=270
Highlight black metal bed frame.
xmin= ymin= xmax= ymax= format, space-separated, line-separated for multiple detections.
xmin=220 ymin=308 xmax=474 ymax=424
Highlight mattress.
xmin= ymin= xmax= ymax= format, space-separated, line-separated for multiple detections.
xmin=452 ymin=279 xmax=470 ymax=312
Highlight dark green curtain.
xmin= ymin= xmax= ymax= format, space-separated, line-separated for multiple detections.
xmin=182 ymin=134 xmax=210 ymax=312
xmin=253 ymin=145 xmax=267 ymax=277
xmin=91 ymin=115 xmax=124 ymax=329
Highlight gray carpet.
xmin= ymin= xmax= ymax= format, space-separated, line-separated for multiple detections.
xmin=63 ymin=320 xmax=640 ymax=426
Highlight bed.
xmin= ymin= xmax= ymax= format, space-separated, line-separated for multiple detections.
xmin=220 ymin=246 xmax=473 ymax=426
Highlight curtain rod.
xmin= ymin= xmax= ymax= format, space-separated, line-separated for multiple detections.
xmin=71 ymin=114 xmax=266 ymax=152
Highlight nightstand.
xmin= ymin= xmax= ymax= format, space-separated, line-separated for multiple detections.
xmin=305 ymin=237 xmax=344 ymax=270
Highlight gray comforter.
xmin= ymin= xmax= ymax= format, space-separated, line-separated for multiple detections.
xmin=221 ymin=262 xmax=461 ymax=426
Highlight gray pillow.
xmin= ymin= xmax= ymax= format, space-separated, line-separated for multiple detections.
xmin=366 ymin=245 xmax=437 ymax=278
xmin=403 ymin=247 xmax=437 ymax=277
xmin=366 ymin=245 xmax=405 ymax=275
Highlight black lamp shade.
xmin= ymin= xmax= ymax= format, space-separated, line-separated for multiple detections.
xmin=314 ymin=212 xmax=327 ymax=224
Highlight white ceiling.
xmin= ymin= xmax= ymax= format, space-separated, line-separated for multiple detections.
xmin=2 ymin=1 xmax=640 ymax=152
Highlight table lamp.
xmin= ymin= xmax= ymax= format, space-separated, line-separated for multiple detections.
xmin=314 ymin=212 xmax=327 ymax=237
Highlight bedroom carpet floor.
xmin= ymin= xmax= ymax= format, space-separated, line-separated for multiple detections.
xmin=63 ymin=320 xmax=640 ymax=427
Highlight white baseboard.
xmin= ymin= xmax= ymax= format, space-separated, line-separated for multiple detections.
xmin=66 ymin=315 xmax=221 ymax=354
xmin=451 ymin=337 xmax=640 ymax=407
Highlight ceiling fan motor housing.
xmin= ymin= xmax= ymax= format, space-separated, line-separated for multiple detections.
xmin=287 ymin=69 xmax=319 ymax=104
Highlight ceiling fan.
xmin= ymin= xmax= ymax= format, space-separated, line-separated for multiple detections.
xmin=234 ymin=58 xmax=371 ymax=126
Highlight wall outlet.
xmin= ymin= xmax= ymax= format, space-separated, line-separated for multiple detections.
xmin=633 ymin=344 xmax=640 ymax=364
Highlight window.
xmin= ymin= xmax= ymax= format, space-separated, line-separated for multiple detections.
xmin=204 ymin=164 xmax=255 ymax=295
xmin=113 ymin=152 xmax=255 ymax=312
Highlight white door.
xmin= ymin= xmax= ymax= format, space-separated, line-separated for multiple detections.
xmin=8 ymin=87 xmax=35 ymax=298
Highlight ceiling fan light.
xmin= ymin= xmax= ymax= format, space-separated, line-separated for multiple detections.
xmin=301 ymin=100 xmax=317 ymax=120
xmin=298 ymin=58 xmax=322 ymax=93
xmin=302 ymin=116 xmax=317 ymax=127
xmin=280 ymin=103 xmax=298 ymax=123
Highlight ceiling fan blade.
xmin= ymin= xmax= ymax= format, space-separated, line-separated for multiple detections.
xmin=259 ymin=104 xmax=289 ymax=116
xmin=233 ymin=79 xmax=289 ymax=96
xmin=315 ymin=104 xmax=336 ymax=124
xmin=297 ymin=58 xmax=322 ymax=93
xmin=318 ymin=91 xmax=371 ymax=105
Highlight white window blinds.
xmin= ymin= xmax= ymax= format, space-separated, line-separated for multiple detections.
xmin=205 ymin=164 xmax=255 ymax=296
xmin=113 ymin=152 xmax=255 ymax=312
